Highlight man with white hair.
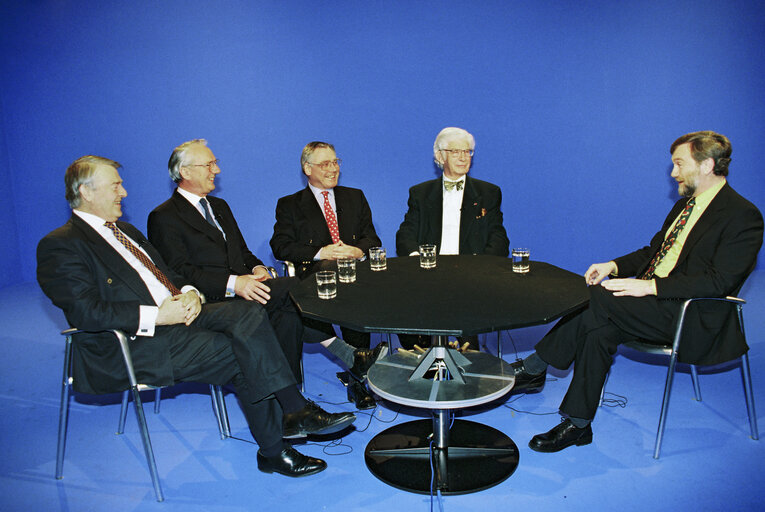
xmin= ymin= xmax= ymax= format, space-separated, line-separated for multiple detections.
xmin=396 ymin=127 xmax=509 ymax=349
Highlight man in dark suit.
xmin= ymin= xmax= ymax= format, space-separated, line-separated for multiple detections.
xmin=148 ymin=140 xmax=385 ymax=410
xmin=395 ymin=127 xmax=510 ymax=349
xmin=270 ymin=141 xmax=384 ymax=408
xmin=38 ymin=155 xmax=358 ymax=478
xmin=511 ymin=131 xmax=763 ymax=453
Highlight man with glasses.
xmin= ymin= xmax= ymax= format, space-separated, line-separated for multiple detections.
xmin=39 ymin=155 xmax=360 ymax=477
xmin=270 ymin=141 xmax=383 ymax=408
xmin=148 ymin=139 xmax=385 ymax=411
xmin=395 ymin=127 xmax=509 ymax=349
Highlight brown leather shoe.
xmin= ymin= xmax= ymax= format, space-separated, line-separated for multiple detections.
xmin=529 ymin=418 xmax=593 ymax=453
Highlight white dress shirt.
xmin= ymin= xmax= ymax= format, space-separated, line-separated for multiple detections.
xmin=73 ymin=209 xmax=197 ymax=336
xmin=440 ymin=177 xmax=465 ymax=255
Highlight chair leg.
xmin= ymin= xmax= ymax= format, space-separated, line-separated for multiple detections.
xmin=653 ymin=352 xmax=679 ymax=459
xmin=599 ymin=369 xmax=610 ymax=407
xmin=299 ymin=355 xmax=305 ymax=393
xmin=131 ymin=386 xmax=164 ymax=502
xmin=497 ymin=331 xmax=502 ymax=359
xmin=153 ymin=388 xmax=161 ymax=414
xmin=118 ymin=390 xmax=129 ymax=434
xmin=740 ymin=353 xmax=759 ymax=440
xmin=56 ymin=335 xmax=74 ymax=480
xmin=216 ymin=386 xmax=230 ymax=438
xmin=209 ymin=385 xmax=230 ymax=440
xmin=690 ymin=364 xmax=702 ymax=401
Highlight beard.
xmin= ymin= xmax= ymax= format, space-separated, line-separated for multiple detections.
xmin=679 ymin=182 xmax=696 ymax=197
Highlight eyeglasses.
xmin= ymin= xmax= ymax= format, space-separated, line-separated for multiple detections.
xmin=441 ymin=149 xmax=474 ymax=158
xmin=306 ymin=158 xmax=342 ymax=171
xmin=186 ymin=159 xmax=220 ymax=171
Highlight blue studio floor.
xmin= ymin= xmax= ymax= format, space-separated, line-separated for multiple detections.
xmin=1 ymin=271 xmax=764 ymax=512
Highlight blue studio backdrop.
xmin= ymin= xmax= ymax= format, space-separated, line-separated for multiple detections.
xmin=1 ymin=0 xmax=764 ymax=290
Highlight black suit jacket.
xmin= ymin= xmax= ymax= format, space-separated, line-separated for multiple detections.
xmin=613 ymin=183 xmax=763 ymax=365
xmin=37 ymin=215 xmax=192 ymax=394
xmin=147 ymin=191 xmax=264 ymax=301
xmin=270 ymin=186 xmax=381 ymax=278
xmin=396 ymin=175 xmax=509 ymax=257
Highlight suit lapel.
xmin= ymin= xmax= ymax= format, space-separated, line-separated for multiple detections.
xmin=299 ymin=187 xmax=334 ymax=243
xmin=459 ymin=177 xmax=481 ymax=249
xmin=171 ymin=190 xmax=226 ymax=245
xmin=335 ymin=187 xmax=352 ymax=240
xmin=71 ymin=216 xmax=156 ymax=304
xmin=674 ymin=183 xmax=731 ymax=267
xmin=426 ymin=179 xmax=443 ymax=244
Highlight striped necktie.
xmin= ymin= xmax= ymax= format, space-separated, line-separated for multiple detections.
xmin=104 ymin=222 xmax=182 ymax=295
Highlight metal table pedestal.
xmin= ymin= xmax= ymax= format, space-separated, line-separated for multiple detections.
xmin=365 ymin=344 xmax=518 ymax=495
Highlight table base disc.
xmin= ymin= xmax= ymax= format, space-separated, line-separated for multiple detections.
xmin=364 ymin=419 xmax=519 ymax=495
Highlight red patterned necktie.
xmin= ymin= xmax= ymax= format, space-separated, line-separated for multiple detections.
xmin=104 ymin=221 xmax=182 ymax=295
xmin=322 ymin=191 xmax=340 ymax=244
xmin=640 ymin=197 xmax=696 ymax=280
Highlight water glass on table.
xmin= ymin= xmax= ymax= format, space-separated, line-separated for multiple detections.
xmin=369 ymin=247 xmax=387 ymax=271
xmin=316 ymin=270 xmax=337 ymax=299
xmin=512 ymin=248 xmax=530 ymax=273
xmin=419 ymin=244 xmax=437 ymax=269
xmin=337 ymin=258 xmax=357 ymax=283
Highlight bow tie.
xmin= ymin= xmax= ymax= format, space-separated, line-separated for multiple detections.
xmin=444 ymin=180 xmax=464 ymax=191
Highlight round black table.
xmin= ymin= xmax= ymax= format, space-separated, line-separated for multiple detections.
xmin=290 ymin=255 xmax=588 ymax=495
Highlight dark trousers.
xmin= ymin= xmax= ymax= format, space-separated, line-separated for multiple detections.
xmin=535 ymin=285 xmax=679 ymax=420
xmin=165 ymin=300 xmax=296 ymax=450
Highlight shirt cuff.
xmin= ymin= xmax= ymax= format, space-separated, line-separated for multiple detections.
xmin=138 ymin=305 xmax=158 ymax=337
xmin=313 ymin=250 xmax=322 ymax=261
xmin=226 ymin=275 xmax=237 ymax=297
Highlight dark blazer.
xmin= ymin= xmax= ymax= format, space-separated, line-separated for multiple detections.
xmin=270 ymin=186 xmax=382 ymax=278
xmin=37 ymin=215 xmax=192 ymax=394
xmin=147 ymin=191 xmax=263 ymax=301
xmin=395 ymin=175 xmax=509 ymax=257
xmin=613 ymin=183 xmax=763 ymax=365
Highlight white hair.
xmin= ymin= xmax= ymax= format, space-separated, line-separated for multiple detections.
xmin=433 ymin=127 xmax=475 ymax=169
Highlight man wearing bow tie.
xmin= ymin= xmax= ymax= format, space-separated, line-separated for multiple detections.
xmin=395 ymin=127 xmax=510 ymax=349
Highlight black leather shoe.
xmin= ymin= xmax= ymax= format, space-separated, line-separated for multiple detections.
xmin=528 ymin=418 xmax=593 ymax=453
xmin=257 ymin=447 xmax=327 ymax=477
xmin=282 ymin=401 xmax=356 ymax=439
xmin=510 ymin=360 xmax=546 ymax=393
xmin=347 ymin=378 xmax=376 ymax=410
xmin=349 ymin=342 xmax=389 ymax=381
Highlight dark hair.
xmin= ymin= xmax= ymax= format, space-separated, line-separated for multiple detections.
xmin=670 ymin=131 xmax=731 ymax=176
xmin=65 ymin=155 xmax=121 ymax=208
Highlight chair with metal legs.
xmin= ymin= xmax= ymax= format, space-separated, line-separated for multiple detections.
xmin=600 ymin=296 xmax=758 ymax=459
xmin=56 ymin=328 xmax=230 ymax=502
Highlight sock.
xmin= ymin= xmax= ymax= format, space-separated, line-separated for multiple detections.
xmin=523 ymin=352 xmax=548 ymax=375
xmin=324 ymin=337 xmax=356 ymax=368
xmin=568 ymin=416 xmax=591 ymax=429
xmin=273 ymin=385 xmax=307 ymax=414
